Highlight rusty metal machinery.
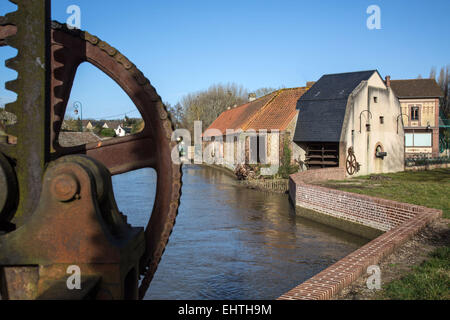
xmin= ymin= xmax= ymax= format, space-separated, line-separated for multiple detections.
xmin=0 ymin=0 xmax=182 ymax=300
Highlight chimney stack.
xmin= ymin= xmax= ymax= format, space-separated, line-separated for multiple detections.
xmin=248 ymin=93 xmax=256 ymax=102
xmin=306 ymin=81 xmax=316 ymax=88
xmin=385 ymin=76 xmax=391 ymax=88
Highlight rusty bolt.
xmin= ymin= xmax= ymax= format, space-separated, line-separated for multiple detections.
xmin=51 ymin=174 xmax=79 ymax=202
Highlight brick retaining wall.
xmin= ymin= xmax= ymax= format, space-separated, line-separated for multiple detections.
xmin=280 ymin=169 xmax=442 ymax=300
xmin=294 ymin=184 xmax=424 ymax=232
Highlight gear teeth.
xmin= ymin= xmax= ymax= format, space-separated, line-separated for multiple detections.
xmin=5 ymin=57 xmax=19 ymax=72
xmin=5 ymin=79 xmax=19 ymax=93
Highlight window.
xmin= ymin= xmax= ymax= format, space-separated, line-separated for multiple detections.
xmin=405 ymin=133 xmax=413 ymax=147
xmin=374 ymin=97 xmax=378 ymax=103
xmin=411 ymin=106 xmax=419 ymax=121
xmin=379 ymin=116 xmax=384 ymax=124
xmin=413 ymin=133 xmax=432 ymax=147
xmin=405 ymin=133 xmax=432 ymax=147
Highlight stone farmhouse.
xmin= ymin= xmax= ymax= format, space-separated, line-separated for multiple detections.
xmin=389 ymin=78 xmax=443 ymax=158
xmin=293 ymin=70 xmax=405 ymax=177
xmin=203 ymin=87 xmax=310 ymax=170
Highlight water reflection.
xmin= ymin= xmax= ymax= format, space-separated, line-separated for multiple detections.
xmin=112 ymin=165 xmax=367 ymax=300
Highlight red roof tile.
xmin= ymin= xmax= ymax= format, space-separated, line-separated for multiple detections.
xmin=204 ymin=92 xmax=277 ymax=136
xmin=244 ymin=87 xmax=307 ymax=131
xmin=204 ymin=88 xmax=308 ymax=137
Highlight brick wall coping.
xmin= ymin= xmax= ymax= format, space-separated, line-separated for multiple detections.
xmin=296 ymin=182 xmax=435 ymax=215
xmin=290 ymin=168 xmax=346 ymax=184
xmin=281 ymin=168 xmax=442 ymax=300
xmin=279 ymin=208 xmax=441 ymax=300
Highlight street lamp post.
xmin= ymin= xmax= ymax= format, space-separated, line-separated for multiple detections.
xmin=73 ymin=101 xmax=83 ymax=132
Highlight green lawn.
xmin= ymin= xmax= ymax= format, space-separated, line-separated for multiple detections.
xmin=320 ymin=168 xmax=450 ymax=300
xmin=320 ymin=168 xmax=450 ymax=219
xmin=380 ymin=246 xmax=450 ymax=300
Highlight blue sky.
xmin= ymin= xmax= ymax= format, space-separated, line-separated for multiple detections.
xmin=1 ymin=0 xmax=449 ymax=119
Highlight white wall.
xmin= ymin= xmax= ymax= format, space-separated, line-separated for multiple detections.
xmin=341 ymin=73 xmax=405 ymax=176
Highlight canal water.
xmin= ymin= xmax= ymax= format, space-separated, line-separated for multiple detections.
xmin=112 ymin=165 xmax=368 ymax=300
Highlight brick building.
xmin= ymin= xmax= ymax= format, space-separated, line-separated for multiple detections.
xmin=389 ymin=78 xmax=443 ymax=158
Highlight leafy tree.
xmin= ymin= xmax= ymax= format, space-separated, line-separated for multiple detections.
xmin=76 ymin=117 xmax=83 ymax=132
xmin=277 ymin=136 xmax=299 ymax=179
xmin=124 ymin=115 xmax=138 ymax=127
xmin=99 ymin=128 xmax=116 ymax=137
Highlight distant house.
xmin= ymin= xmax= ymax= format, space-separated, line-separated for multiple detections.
xmin=293 ymin=70 xmax=404 ymax=176
xmin=389 ymin=78 xmax=443 ymax=158
xmin=204 ymin=87 xmax=310 ymax=170
xmin=114 ymin=125 xmax=131 ymax=137
xmin=85 ymin=121 xmax=95 ymax=131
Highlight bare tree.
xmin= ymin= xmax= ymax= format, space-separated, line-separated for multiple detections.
xmin=431 ymin=66 xmax=450 ymax=118
xmin=166 ymin=102 xmax=186 ymax=129
xmin=439 ymin=66 xmax=449 ymax=117
xmin=180 ymin=83 xmax=248 ymax=133
xmin=254 ymin=87 xmax=277 ymax=98
xmin=429 ymin=66 xmax=437 ymax=79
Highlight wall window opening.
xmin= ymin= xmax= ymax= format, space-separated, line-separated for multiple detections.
xmin=411 ymin=106 xmax=419 ymax=121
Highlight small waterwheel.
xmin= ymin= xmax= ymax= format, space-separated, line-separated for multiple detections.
xmin=346 ymin=147 xmax=360 ymax=175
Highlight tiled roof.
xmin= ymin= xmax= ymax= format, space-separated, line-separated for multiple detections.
xmin=204 ymin=92 xmax=277 ymax=136
xmin=244 ymin=87 xmax=308 ymax=131
xmin=58 ymin=132 xmax=103 ymax=147
xmin=390 ymin=79 xmax=443 ymax=98
xmin=204 ymin=88 xmax=308 ymax=136
xmin=294 ymin=70 xmax=379 ymax=143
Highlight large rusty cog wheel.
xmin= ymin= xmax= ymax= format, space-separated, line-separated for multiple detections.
xmin=50 ymin=22 xmax=183 ymax=300
xmin=346 ymin=147 xmax=358 ymax=176
xmin=1 ymin=18 xmax=182 ymax=299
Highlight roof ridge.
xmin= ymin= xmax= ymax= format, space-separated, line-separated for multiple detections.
xmin=243 ymin=90 xmax=282 ymax=130
xmin=390 ymin=78 xmax=437 ymax=81
xmin=323 ymin=70 xmax=378 ymax=76
xmin=243 ymin=87 xmax=307 ymax=130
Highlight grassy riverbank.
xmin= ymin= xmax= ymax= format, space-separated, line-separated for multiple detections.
xmin=381 ymin=246 xmax=450 ymax=300
xmin=318 ymin=168 xmax=450 ymax=219
xmin=321 ymin=168 xmax=450 ymax=300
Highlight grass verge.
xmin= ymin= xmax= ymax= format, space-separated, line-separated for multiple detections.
xmin=379 ymin=246 xmax=450 ymax=300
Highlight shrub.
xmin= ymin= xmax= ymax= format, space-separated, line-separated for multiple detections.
xmin=99 ymin=128 xmax=116 ymax=137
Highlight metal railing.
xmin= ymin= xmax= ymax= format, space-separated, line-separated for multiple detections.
xmin=405 ymin=155 xmax=450 ymax=167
